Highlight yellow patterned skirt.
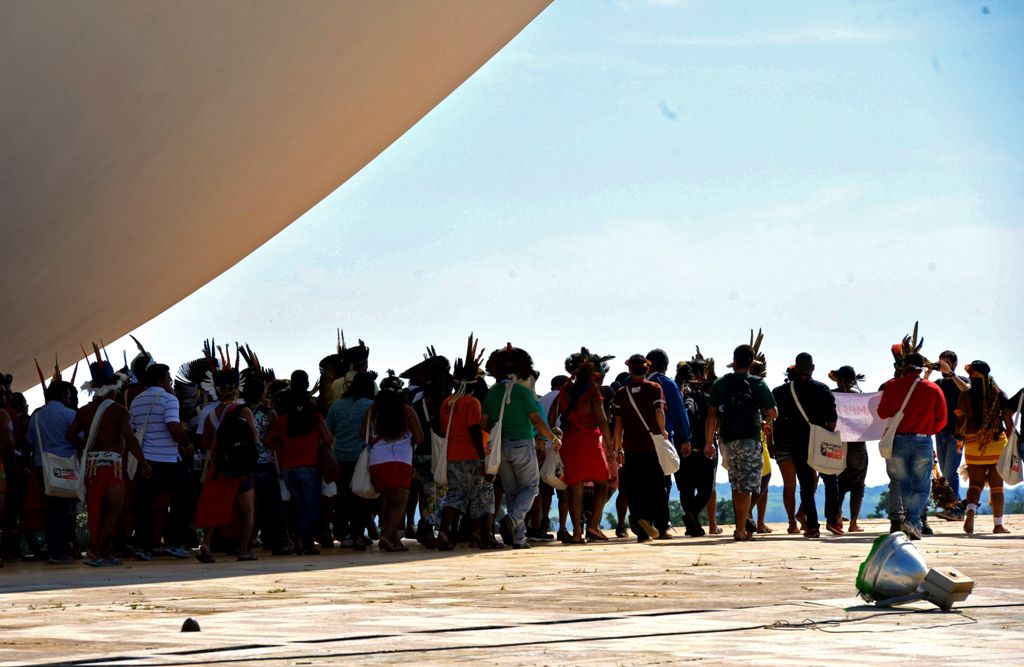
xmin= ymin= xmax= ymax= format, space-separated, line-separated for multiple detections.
xmin=963 ymin=432 xmax=1007 ymax=466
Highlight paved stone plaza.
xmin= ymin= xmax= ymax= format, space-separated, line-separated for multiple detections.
xmin=2 ymin=517 xmax=1021 ymax=666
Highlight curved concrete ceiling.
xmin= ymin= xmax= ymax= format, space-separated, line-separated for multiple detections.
xmin=0 ymin=1 xmax=549 ymax=390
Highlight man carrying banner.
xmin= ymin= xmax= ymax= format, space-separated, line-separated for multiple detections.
xmin=830 ymin=366 xmax=867 ymax=532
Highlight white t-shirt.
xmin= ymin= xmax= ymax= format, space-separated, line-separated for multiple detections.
xmin=130 ymin=387 xmax=182 ymax=463
xmin=368 ymin=432 xmax=414 ymax=467
xmin=195 ymin=402 xmax=219 ymax=435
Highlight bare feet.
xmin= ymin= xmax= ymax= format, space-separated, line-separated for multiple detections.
xmin=787 ymin=521 xmax=800 ymax=534
xmin=756 ymin=524 xmax=772 ymax=534
xmin=708 ymin=523 xmax=722 ymax=535
xmin=963 ymin=512 xmax=975 ymax=535
xmin=847 ymin=522 xmax=864 ymax=533
xmin=586 ymin=528 xmax=609 ymax=541
xmin=994 ymin=523 xmax=1010 ymax=534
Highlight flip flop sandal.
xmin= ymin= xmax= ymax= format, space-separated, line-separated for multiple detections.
xmin=236 ymin=554 xmax=258 ymax=562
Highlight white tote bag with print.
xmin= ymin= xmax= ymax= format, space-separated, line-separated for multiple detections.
xmin=790 ymin=383 xmax=846 ymax=475
xmin=34 ymin=415 xmax=82 ymax=499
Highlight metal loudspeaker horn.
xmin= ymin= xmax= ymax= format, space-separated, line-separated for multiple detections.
xmin=856 ymin=533 xmax=974 ymax=611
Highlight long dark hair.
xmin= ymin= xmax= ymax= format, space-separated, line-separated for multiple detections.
xmin=372 ymin=389 xmax=408 ymax=441
xmin=284 ymin=370 xmax=317 ymax=437
xmin=345 ymin=372 xmax=376 ymax=402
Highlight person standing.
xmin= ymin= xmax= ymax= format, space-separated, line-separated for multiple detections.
xmin=646 ymin=349 xmax=692 ymax=538
xmin=830 ymin=366 xmax=868 ymax=532
xmin=706 ymin=345 xmax=778 ymax=542
xmin=26 ymin=382 xmax=78 ymax=563
xmin=674 ymin=353 xmax=718 ymax=537
xmin=877 ymin=352 xmax=947 ymax=540
xmin=324 ymin=371 xmax=375 ymax=549
xmin=482 ymin=345 xmax=560 ymax=549
xmin=555 ymin=348 xmax=613 ymax=544
xmin=67 ymin=359 xmax=151 ymax=565
xmin=955 ymin=361 xmax=1013 ymax=535
xmin=933 ymin=351 xmax=970 ymax=520
xmin=772 ymin=353 xmax=839 ymax=538
xmin=612 ymin=355 xmax=667 ymax=542
xmin=128 ymin=364 xmax=195 ymax=560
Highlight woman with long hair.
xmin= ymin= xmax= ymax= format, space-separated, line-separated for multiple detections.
xmin=361 ymin=378 xmax=423 ymax=552
xmin=242 ymin=374 xmax=287 ymax=554
xmin=955 ymin=361 xmax=1014 ymax=535
xmin=325 ymin=371 xmax=376 ymax=550
xmin=555 ymin=348 xmax=614 ymax=544
xmin=265 ymin=370 xmax=334 ymax=554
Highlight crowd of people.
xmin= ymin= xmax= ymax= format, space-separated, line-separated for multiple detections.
xmin=0 ymin=327 xmax=1020 ymax=568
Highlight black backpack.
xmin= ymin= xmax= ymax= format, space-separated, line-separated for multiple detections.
xmin=718 ymin=374 xmax=759 ymax=442
xmin=214 ymin=404 xmax=258 ymax=478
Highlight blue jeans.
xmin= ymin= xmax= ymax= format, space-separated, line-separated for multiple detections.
xmin=885 ymin=435 xmax=933 ymax=530
xmin=283 ymin=466 xmax=322 ymax=551
xmin=935 ymin=432 xmax=962 ymax=500
xmin=498 ymin=439 xmax=539 ymax=545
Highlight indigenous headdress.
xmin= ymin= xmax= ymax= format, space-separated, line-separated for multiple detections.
xmin=485 ymin=343 xmax=535 ymax=380
xmin=342 ymin=333 xmax=370 ymax=368
xmin=563 ymin=347 xmax=614 ymax=379
xmin=379 ymin=369 xmax=404 ymax=393
xmin=828 ymin=365 xmax=865 ymax=387
xmin=727 ymin=329 xmax=766 ymax=377
xmin=400 ymin=345 xmax=452 ymax=388
xmin=890 ymin=321 xmax=929 ymax=368
xmin=451 ymin=334 xmax=485 ymax=384
xmin=676 ymin=346 xmax=716 ymax=385
xmin=238 ymin=342 xmax=275 ymax=391
xmin=79 ymin=342 xmax=128 ymax=398
xmin=35 ymin=352 xmax=80 ymax=392
xmin=128 ymin=335 xmax=156 ymax=381
xmin=209 ymin=342 xmax=240 ymax=391
xmin=319 ymin=328 xmax=349 ymax=379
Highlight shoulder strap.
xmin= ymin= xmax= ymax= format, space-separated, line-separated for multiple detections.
xmin=789 ymin=382 xmax=810 ymax=424
xmin=82 ymin=399 xmax=114 ymax=460
xmin=897 ymin=378 xmax=921 ymax=414
xmin=495 ymin=381 xmax=514 ymax=425
xmin=33 ymin=411 xmax=43 ymax=457
xmin=625 ymin=387 xmax=655 ymax=434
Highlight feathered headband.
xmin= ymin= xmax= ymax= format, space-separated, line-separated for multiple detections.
xmin=828 ymin=366 xmax=865 ymax=386
xmin=890 ymin=321 xmax=927 ymax=366
xmin=401 ymin=345 xmax=451 ymax=387
xmin=727 ymin=329 xmax=767 ymax=377
xmin=564 ymin=346 xmax=615 ymax=377
xmin=79 ymin=342 xmax=128 ymax=398
xmin=452 ymin=334 xmax=485 ymax=383
xmin=379 ymin=369 xmax=404 ymax=393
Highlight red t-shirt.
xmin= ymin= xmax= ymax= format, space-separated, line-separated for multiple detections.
xmin=440 ymin=395 xmax=483 ymax=462
xmin=277 ymin=413 xmax=323 ymax=469
xmin=877 ymin=374 xmax=947 ymax=435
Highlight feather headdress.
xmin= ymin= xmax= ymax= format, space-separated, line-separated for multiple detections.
xmin=890 ymin=321 xmax=927 ymax=366
xmin=452 ymin=334 xmax=485 ymax=384
xmin=128 ymin=335 xmax=156 ymax=382
xmin=401 ymin=345 xmax=451 ymax=387
xmin=379 ymin=369 xmax=404 ymax=393
xmin=80 ymin=342 xmax=128 ymax=398
xmin=727 ymin=329 xmax=767 ymax=377
xmin=563 ymin=347 xmax=615 ymax=379
xmin=676 ymin=345 xmax=717 ymax=385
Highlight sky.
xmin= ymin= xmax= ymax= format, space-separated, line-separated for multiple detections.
xmin=34 ymin=1 xmax=1024 ymax=486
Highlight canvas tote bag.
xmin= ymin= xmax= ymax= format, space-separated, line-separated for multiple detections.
xmin=878 ymin=378 xmax=921 ymax=459
xmin=626 ymin=387 xmax=680 ymax=475
xmin=485 ymin=381 xmax=514 ymax=476
xmin=996 ymin=392 xmax=1024 ymax=485
xmin=350 ymin=412 xmax=380 ymax=500
xmin=790 ymin=383 xmax=845 ymax=475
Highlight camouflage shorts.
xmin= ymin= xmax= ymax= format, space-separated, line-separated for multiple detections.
xmin=721 ymin=438 xmax=762 ymax=495
xmin=441 ymin=459 xmax=494 ymax=519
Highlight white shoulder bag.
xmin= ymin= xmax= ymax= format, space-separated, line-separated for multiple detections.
xmin=996 ymin=392 xmax=1024 ymax=485
xmin=350 ymin=411 xmax=380 ymax=500
xmin=790 ymin=383 xmax=845 ymax=475
xmin=426 ymin=400 xmax=451 ymax=488
xmin=878 ymin=378 xmax=921 ymax=459
xmin=34 ymin=411 xmax=79 ymax=499
xmin=626 ymin=386 xmax=679 ymax=475
xmin=485 ymin=381 xmax=514 ymax=476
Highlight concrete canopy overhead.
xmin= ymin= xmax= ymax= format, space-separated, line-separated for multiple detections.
xmin=0 ymin=1 xmax=549 ymax=390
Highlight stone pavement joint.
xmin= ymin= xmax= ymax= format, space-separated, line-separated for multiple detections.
xmin=1 ymin=518 xmax=1021 ymax=666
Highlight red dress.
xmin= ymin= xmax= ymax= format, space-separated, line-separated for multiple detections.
xmin=558 ymin=385 xmax=609 ymax=486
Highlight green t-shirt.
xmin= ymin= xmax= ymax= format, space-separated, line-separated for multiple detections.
xmin=482 ymin=381 xmax=539 ymax=442
xmin=708 ymin=372 xmax=776 ymax=441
